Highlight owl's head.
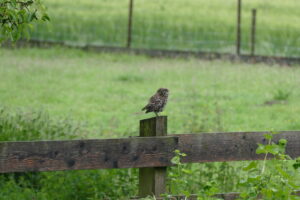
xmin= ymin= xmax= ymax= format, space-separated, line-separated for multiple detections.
xmin=157 ymin=88 xmax=169 ymax=97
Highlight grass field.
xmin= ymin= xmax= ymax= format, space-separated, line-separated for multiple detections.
xmin=0 ymin=47 xmax=300 ymax=199
xmin=30 ymin=0 xmax=300 ymax=57
xmin=1 ymin=47 xmax=300 ymax=138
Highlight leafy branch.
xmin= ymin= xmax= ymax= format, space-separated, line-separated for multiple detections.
xmin=0 ymin=0 xmax=49 ymax=42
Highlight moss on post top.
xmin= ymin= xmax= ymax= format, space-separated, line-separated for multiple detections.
xmin=140 ymin=116 xmax=167 ymax=137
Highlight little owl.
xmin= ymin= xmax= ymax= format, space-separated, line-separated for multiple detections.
xmin=142 ymin=88 xmax=169 ymax=116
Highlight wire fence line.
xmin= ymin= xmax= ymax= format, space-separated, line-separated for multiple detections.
xmin=29 ymin=21 xmax=299 ymax=57
xmin=28 ymin=0 xmax=300 ymax=58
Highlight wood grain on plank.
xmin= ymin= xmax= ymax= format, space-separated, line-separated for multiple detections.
xmin=175 ymin=131 xmax=300 ymax=163
xmin=0 ymin=131 xmax=300 ymax=173
xmin=0 ymin=136 xmax=178 ymax=173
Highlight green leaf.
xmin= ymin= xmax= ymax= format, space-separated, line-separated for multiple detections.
xmin=239 ymin=192 xmax=248 ymax=198
xmin=182 ymin=169 xmax=192 ymax=174
xmin=292 ymin=158 xmax=300 ymax=170
xmin=171 ymin=156 xmax=180 ymax=165
xmin=180 ymin=152 xmax=187 ymax=157
xmin=41 ymin=14 xmax=50 ymax=21
xmin=174 ymin=149 xmax=180 ymax=154
xmin=182 ymin=190 xmax=190 ymax=197
xmin=247 ymin=174 xmax=261 ymax=182
xmin=279 ymin=139 xmax=287 ymax=146
xmin=264 ymin=133 xmax=273 ymax=140
xmin=29 ymin=12 xmax=37 ymax=21
xmin=242 ymin=161 xmax=258 ymax=171
xmin=275 ymin=165 xmax=291 ymax=179
xmin=256 ymin=143 xmax=267 ymax=154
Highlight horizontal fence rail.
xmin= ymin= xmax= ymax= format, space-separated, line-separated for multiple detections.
xmin=0 ymin=136 xmax=178 ymax=173
xmin=1 ymin=116 xmax=300 ymax=199
xmin=1 ymin=131 xmax=299 ymax=173
xmin=176 ymin=131 xmax=300 ymax=163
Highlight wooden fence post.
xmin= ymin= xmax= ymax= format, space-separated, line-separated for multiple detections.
xmin=139 ymin=116 xmax=167 ymax=198
xmin=251 ymin=9 xmax=257 ymax=56
xmin=236 ymin=0 xmax=242 ymax=55
xmin=127 ymin=0 xmax=134 ymax=48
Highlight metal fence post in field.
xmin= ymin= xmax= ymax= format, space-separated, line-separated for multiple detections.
xmin=138 ymin=116 xmax=168 ymax=198
xmin=236 ymin=0 xmax=242 ymax=55
xmin=127 ymin=0 xmax=134 ymax=48
xmin=251 ymin=9 xmax=257 ymax=56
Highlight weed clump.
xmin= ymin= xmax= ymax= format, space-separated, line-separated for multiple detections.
xmin=0 ymin=107 xmax=83 ymax=141
xmin=264 ymin=88 xmax=292 ymax=106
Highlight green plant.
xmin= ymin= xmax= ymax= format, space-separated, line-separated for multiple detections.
xmin=238 ymin=132 xmax=300 ymax=200
xmin=0 ymin=168 xmax=138 ymax=200
xmin=165 ymin=135 xmax=300 ymax=200
xmin=272 ymin=89 xmax=292 ymax=101
xmin=165 ymin=150 xmax=221 ymax=200
xmin=168 ymin=150 xmax=191 ymax=197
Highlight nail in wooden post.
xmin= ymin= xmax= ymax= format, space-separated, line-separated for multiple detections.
xmin=236 ymin=0 xmax=242 ymax=55
xmin=127 ymin=0 xmax=134 ymax=48
xmin=139 ymin=116 xmax=167 ymax=198
xmin=251 ymin=9 xmax=257 ymax=56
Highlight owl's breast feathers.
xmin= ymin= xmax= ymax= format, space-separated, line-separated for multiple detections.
xmin=142 ymin=93 xmax=168 ymax=113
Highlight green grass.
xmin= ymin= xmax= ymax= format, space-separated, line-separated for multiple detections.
xmin=1 ymin=47 xmax=300 ymax=138
xmin=0 ymin=47 xmax=300 ymax=199
xmin=30 ymin=0 xmax=300 ymax=57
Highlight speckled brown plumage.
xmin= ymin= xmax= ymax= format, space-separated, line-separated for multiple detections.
xmin=142 ymin=88 xmax=169 ymax=116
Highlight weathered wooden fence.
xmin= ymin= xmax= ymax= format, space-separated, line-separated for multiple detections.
xmin=1 ymin=116 xmax=300 ymax=199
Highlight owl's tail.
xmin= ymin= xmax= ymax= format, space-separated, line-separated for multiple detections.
xmin=142 ymin=104 xmax=150 ymax=111
xmin=134 ymin=105 xmax=148 ymax=115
